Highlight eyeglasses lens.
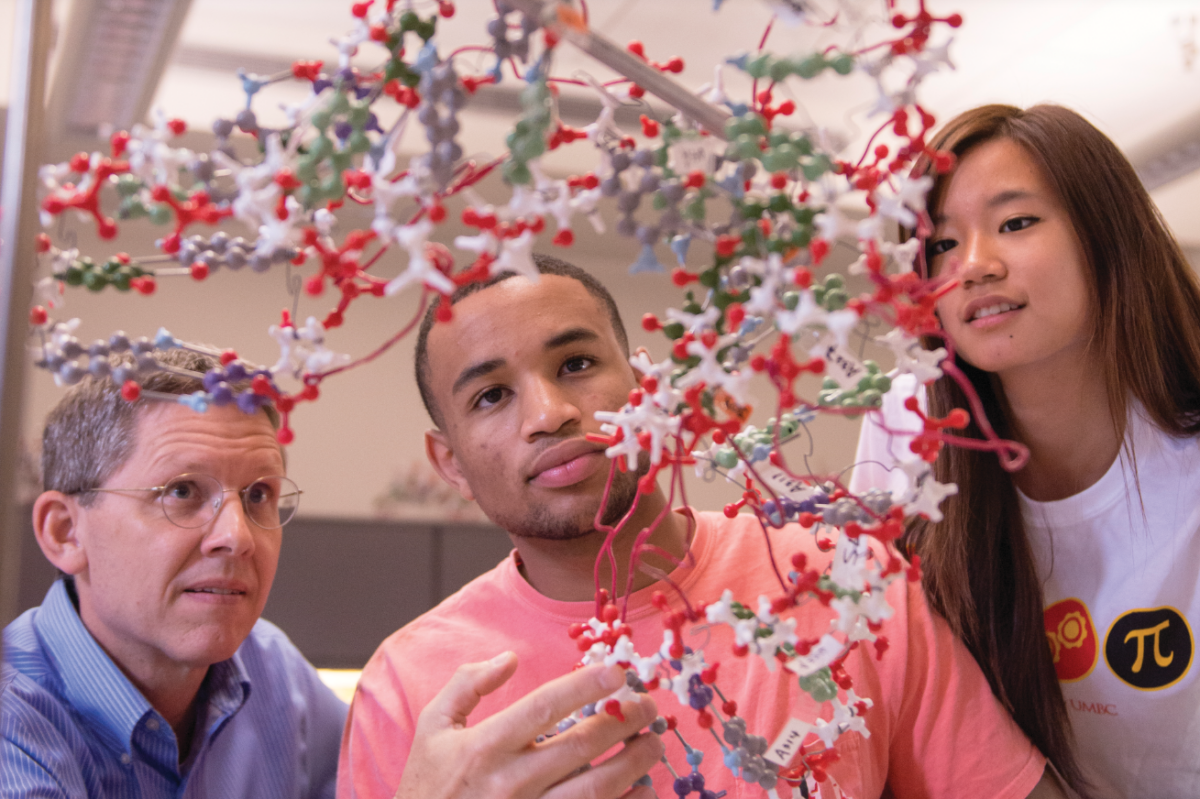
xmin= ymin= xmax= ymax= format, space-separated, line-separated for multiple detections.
xmin=160 ymin=474 xmax=222 ymax=528
xmin=159 ymin=474 xmax=301 ymax=529
xmin=243 ymin=476 xmax=302 ymax=528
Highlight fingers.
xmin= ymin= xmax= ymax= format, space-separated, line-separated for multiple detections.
xmin=423 ymin=651 xmax=520 ymax=730
xmin=409 ymin=664 xmax=662 ymax=799
xmin=522 ymin=693 xmax=659 ymax=792
xmin=476 ymin=664 xmax=628 ymax=746
xmin=541 ymin=732 xmax=664 ymax=799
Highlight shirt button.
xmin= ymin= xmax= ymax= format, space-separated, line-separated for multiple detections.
xmin=145 ymin=718 xmax=160 ymax=731
xmin=120 ymin=753 xmax=132 ymax=765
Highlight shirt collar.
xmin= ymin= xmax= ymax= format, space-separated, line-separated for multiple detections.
xmin=35 ymin=579 xmax=152 ymax=754
xmin=203 ymin=647 xmax=252 ymax=734
xmin=33 ymin=579 xmax=252 ymax=755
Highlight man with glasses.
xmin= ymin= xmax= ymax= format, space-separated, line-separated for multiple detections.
xmin=1 ymin=348 xmax=342 ymax=798
xmin=2 ymin=348 xmax=660 ymax=798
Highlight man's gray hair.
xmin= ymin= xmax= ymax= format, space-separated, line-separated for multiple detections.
xmin=41 ymin=348 xmax=279 ymax=505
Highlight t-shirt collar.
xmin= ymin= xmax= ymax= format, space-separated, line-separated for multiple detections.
xmin=501 ymin=508 xmax=713 ymax=622
xmin=1017 ymin=402 xmax=1161 ymax=525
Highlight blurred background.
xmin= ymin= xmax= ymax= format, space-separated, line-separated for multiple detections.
xmin=3 ymin=0 xmax=1199 ymax=669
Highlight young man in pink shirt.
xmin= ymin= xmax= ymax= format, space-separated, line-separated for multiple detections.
xmin=338 ymin=255 xmax=1068 ymax=799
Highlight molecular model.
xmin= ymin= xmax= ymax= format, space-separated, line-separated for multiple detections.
xmin=27 ymin=1 xmax=1029 ymax=796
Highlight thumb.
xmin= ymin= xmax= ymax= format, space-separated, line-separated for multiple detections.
xmin=425 ymin=652 xmax=519 ymax=730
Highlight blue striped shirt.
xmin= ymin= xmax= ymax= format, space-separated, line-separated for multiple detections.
xmin=1 ymin=580 xmax=347 ymax=798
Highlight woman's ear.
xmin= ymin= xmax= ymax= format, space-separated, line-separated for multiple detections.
xmin=425 ymin=430 xmax=476 ymax=502
xmin=32 ymin=491 xmax=88 ymax=575
xmin=631 ymin=346 xmax=650 ymax=382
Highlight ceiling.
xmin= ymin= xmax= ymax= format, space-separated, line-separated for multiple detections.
xmin=3 ymin=0 xmax=1200 ymax=246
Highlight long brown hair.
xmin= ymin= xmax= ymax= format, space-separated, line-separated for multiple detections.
xmin=905 ymin=104 xmax=1200 ymax=795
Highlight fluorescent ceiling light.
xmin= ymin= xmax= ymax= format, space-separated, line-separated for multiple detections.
xmin=46 ymin=0 xmax=194 ymax=136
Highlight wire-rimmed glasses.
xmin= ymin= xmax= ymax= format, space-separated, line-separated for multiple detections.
xmin=78 ymin=473 xmax=302 ymax=529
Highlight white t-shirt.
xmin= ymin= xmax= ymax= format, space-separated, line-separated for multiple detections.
xmin=1022 ymin=408 xmax=1200 ymax=798
xmin=852 ymin=395 xmax=1200 ymax=796
xmin=849 ymin=373 xmax=923 ymax=500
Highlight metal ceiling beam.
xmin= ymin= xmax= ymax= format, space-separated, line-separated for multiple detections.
xmin=1126 ymin=106 xmax=1200 ymax=192
xmin=506 ymin=0 xmax=731 ymax=139
xmin=171 ymin=43 xmax=679 ymax=131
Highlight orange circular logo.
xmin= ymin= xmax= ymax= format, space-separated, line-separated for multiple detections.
xmin=1044 ymin=598 xmax=1098 ymax=682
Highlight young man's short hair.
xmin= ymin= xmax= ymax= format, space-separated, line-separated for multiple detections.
xmin=413 ymin=253 xmax=630 ymax=428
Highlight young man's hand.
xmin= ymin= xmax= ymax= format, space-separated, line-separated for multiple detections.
xmin=395 ymin=653 xmax=663 ymax=799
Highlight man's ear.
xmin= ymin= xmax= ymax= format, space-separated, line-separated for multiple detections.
xmin=32 ymin=491 xmax=88 ymax=575
xmin=425 ymin=429 xmax=475 ymax=502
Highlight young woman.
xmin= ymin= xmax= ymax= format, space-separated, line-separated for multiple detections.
xmin=855 ymin=104 xmax=1200 ymax=798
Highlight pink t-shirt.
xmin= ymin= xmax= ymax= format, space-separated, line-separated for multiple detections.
xmin=338 ymin=512 xmax=1044 ymax=799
